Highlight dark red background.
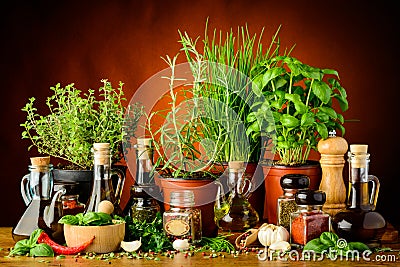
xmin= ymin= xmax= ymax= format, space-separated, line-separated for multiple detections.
xmin=1 ymin=1 xmax=399 ymax=228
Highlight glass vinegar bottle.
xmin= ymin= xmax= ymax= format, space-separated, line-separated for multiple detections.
xmin=85 ymin=143 xmax=123 ymax=216
xmin=332 ymin=144 xmax=386 ymax=246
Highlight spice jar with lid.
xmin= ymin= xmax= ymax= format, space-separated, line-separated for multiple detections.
xmin=163 ymin=190 xmax=202 ymax=244
xmin=290 ymin=189 xmax=330 ymax=246
xmin=277 ymin=174 xmax=310 ymax=230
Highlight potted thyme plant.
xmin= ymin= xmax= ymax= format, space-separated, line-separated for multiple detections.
xmin=20 ymin=79 xmax=143 ymax=203
xmin=246 ymin=54 xmax=348 ymax=223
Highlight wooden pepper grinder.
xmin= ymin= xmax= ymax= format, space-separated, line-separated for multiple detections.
xmin=318 ymin=130 xmax=348 ymax=217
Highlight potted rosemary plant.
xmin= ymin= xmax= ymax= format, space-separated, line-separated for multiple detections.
xmin=20 ymin=79 xmax=143 ymax=203
xmin=246 ymin=55 xmax=348 ymax=223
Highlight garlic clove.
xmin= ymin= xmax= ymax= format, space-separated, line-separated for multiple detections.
xmin=269 ymin=241 xmax=291 ymax=252
xmin=121 ymin=238 xmax=142 ymax=252
xmin=172 ymin=239 xmax=190 ymax=251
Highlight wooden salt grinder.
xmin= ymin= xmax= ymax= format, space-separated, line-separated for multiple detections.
xmin=318 ymin=131 xmax=348 ymax=217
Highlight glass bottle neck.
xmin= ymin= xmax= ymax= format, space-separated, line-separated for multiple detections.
xmin=347 ymin=152 xmax=372 ymax=210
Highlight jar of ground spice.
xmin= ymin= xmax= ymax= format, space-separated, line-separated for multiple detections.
xmin=290 ymin=190 xmax=330 ymax=246
xmin=163 ymin=190 xmax=202 ymax=244
xmin=277 ymin=174 xmax=310 ymax=230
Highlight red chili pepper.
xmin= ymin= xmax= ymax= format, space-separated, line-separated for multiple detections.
xmin=37 ymin=231 xmax=95 ymax=255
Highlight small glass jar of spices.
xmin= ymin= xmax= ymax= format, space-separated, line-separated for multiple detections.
xmin=277 ymin=174 xmax=310 ymax=230
xmin=290 ymin=189 xmax=330 ymax=246
xmin=163 ymin=190 xmax=202 ymax=244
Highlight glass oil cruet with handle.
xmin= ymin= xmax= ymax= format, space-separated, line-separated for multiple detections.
xmin=13 ymin=156 xmax=62 ymax=242
xmin=332 ymin=144 xmax=386 ymax=247
xmin=214 ymin=161 xmax=259 ymax=231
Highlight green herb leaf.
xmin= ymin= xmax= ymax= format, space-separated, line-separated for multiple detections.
xmin=9 ymin=239 xmax=31 ymax=256
xmin=303 ymin=238 xmax=330 ymax=253
xmin=58 ymin=215 xmax=80 ymax=225
xmin=300 ymin=112 xmax=315 ymax=127
xmin=262 ymin=67 xmax=286 ymax=88
xmin=312 ymin=80 xmax=331 ymax=104
xmin=319 ymin=232 xmax=338 ymax=247
xmin=318 ymin=106 xmax=337 ymax=119
xmin=348 ymin=242 xmax=370 ymax=252
xmin=280 ymin=114 xmax=299 ymax=128
xmin=30 ymin=243 xmax=54 ymax=257
xmin=316 ymin=122 xmax=328 ymax=139
xmin=28 ymin=229 xmax=44 ymax=245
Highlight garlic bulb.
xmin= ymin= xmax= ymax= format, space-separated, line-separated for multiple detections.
xmin=257 ymin=223 xmax=289 ymax=247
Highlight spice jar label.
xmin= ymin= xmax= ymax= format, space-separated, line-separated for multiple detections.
xmin=165 ymin=220 xmax=190 ymax=236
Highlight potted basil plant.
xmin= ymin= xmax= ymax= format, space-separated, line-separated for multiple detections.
xmin=246 ymin=55 xmax=348 ymax=223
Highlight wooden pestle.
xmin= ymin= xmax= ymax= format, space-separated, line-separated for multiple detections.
xmin=318 ymin=132 xmax=348 ymax=217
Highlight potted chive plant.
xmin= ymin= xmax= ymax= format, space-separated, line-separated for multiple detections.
xmin=246 ymin=55 xmax=349 ymax=223
xmin=176 ymin=23 xmax=284 ymax=217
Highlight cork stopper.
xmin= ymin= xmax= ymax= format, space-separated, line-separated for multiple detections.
xmin=136 ymin=138 xmax=153 ymax=160
xmin=93 ymin=143 xmax=110 ymax=165
xmin=350 ymin=144 xmax=368 ymax=154
xmin=228 ymin=161 xmax=245 ymax=172
xmin=349 ymin=144 xmax=369 ymax=168
xmin=30 ymin=156 xmax=51 ymax=172
xmin=30 ymin=156 xmax=50 ymax=166
xmin=137 ymin=138 xmax=152 ymax=148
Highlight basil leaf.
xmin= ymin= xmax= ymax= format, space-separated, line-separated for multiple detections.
xmin=76 ymin=213 xmax=84 ymax=225
xmin=29 ymin=243 xmax=54 ymax=257
xmin=280 ymin=114 xmax=299 ymax=128
xmin=28 ymin=229 xmax=44 ymax=245
xmin=58 ymin=215 xmax=80 ymax=225
xmin=262 ymin=67 xmax=286 ymax=88
xmin=319 ymin=232 xmax=338 ymax=247
xmin=303 ymin=238 xmax=330 ymax=253
xmin=9 ymin=239 xmax=31 ymax=256
xmin=83 ymin=212 xmax=101 ymax=225
xmin=312 ymin=80 xmax=331 ymax=104
xmin=96 ymin=212 xmax=113 ymax=225
xmin=348 ymin=242 xmax=370 ymax=252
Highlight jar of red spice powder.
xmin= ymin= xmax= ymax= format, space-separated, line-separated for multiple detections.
xmin=290 ymin=189 xmax=330 ymax=246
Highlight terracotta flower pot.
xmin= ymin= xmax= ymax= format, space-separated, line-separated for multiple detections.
xmin=262 ymin=161 xmax=322 ymax=224
xmin=158 ymin=178 xmax=218 ymax=237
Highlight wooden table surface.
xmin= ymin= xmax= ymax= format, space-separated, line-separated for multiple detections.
xmin=1 ymin=227 xmax=400 ymax=266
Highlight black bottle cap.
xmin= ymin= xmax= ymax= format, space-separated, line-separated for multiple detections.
xmin=295 ymin=189 xmax=326 ymax=205
xmin=280 ymin=174 xmax=310 ymax=189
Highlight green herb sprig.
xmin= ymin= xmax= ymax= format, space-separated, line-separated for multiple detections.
xmin=197 ymin=235 xmax=235 ymax=253
xmin=125 ymin=212 xmax=172 ymax=253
